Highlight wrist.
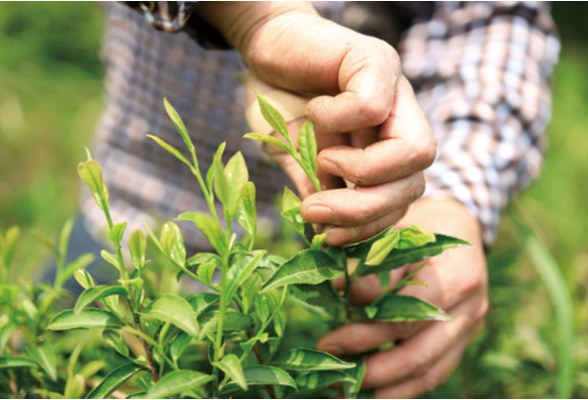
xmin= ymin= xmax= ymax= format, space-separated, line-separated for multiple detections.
xmin=195 ymin=2 xmax=317 ymax=55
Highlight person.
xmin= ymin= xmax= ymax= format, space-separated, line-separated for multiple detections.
xmin=81 ymin=2 xmax=559 ymax=397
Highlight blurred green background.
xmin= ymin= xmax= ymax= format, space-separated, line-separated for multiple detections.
xmin=0 ymin=2 xmax=587 ymax=398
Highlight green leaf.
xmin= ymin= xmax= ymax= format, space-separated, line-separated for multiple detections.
xmin=271 ymin=348 xmax=355 ymax=371
xmin=298 ymin=120 xmax=318 ymax=176
xmin=254 ymin=295 xmax=271 ymax=323
xmin=74 ymin=286 xmax=127 ymax=314
xmin=212 ymin=353 xmax=247 ymax=391
xmin=282 ymin=187 xmax=301 ymax=212
xmin=352 ymin=295 xmax=450 ymax=322
xmin=74 ymin=269 xmax=95 ymax=290
xmin=177 ymin=212 xmax=227 ymax=254
xmin=197 ymin=260 xmax=217 ymax=286
xmin=129 ymin=229 xmax=147 ymax=270
xmin=59 ymin=217 xmax=75 ymax=260
xmin=343 ymin=356 xmax=367 ymax=399
xmin=64 ymin=374 xmax=86 ymax=399
xmin=222 ymin=151 xmax=249 ymax=221
xmin=47 ymin=309 xmax=122 ymax=331
xmin=397 ymin=225 xmax=436 ymax=249
xmin=359 ymin=234 xmax=472 ymax=276
xmin=101 ymin=250 xmax=121 ymax=273
xmin=160 ymin=222 xmax=186 ymax=266
xmin=365 ymin=230 xmax=400 ymax=266
xmin=186 ymin=292 xmax=220 ymax=316
xmin=311 ymin=233 xmax=327 ymax=251
xmin=0 ymin=357 xmax=37 ymax=369
xmin=206 ymin=142 xmax=226 ymax=192
xmin=294 ymin=370 xmax=356 ymax=397
xmin=376 ymin=271 xmax=391 ymax=291
xmin=163 ymin=98 xmax=195 ymax=153
xmin=344 ymin=226 xmax=395 ymax=259
xmin=31 ymin=229 xmax=58 ymax=259
xmin=103 ymin=330 xmax=129 ymax=358
xmin=0 ymin=323 xmax=16 ymax=356
xmin=255 ymin=91 xmax=290 ymax=139
xmin=78 ymin=160 xmax=109 ymax=210
xmin=223 ymin=365 xmax=296 ymax=394
xmin=27 ymin=341 xmax=57 ymax=381
xmin=236 ymin=181 xmax=257 ymax=236
xmin=261 ymin=250 xmax=343 ymax=292
xmin=143 ymin=294 xmax=199 ymax=337
xmin=147 ymin=134 xmax=192 ymax=169
xmin=62 ymin=254 xmax=95 ymax=284
xmin=226 ymin=250 xmax=265 ymax=303
xmin=170 ymin=332 xmax=192 ymax=362
xmin=186 ymin=252 xmax=220 ymax=268
xmin=146 ymin=370 xmax=213 ymax=399
xmin=243 ymin=133 xmax=294 ymax=156
xmin=199 ymin=310 xmax=253 ymax=339
xmin=143 ymin=220 xmax=164 ymax=253
xmin=86 ymin=363 xmax=144 ymax=399
xmin=291 ymin=281 xmax=342 ymax=307
xmin=108 ymin=222 xmax=127 ymax=246
xmin=1 ymin=226 xmax=20 ymax=268
xmin=365 ymin=306 xmax=378 ymax=319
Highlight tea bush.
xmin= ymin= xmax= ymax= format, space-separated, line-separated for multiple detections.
xmin=0 ymin=96 xmax=469 ymax=399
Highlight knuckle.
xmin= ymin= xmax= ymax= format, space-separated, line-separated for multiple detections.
xmin=475 ymin=298 xmax=490 ymax=321
xmin=457 ymin=268 xmax=484 ymax=297
xmin=356 ymin=97 xmax=389 ymax=127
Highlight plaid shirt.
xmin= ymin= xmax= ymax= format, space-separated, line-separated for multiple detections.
xmin=82 ymin=2 xmax=559 ymax=250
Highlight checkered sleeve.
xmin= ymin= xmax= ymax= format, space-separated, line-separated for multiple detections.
xmin=122 ymin=1 xmax=231 ymax=48
xmin=398 ymin=2 xmax=560 ymax=247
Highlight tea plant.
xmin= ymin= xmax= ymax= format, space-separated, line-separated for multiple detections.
xmin=0 ymin=95 xmax=470 ymax=398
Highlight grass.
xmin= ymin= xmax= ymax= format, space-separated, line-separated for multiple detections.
xmin=1 ymin=2 xmax=588 ymax=398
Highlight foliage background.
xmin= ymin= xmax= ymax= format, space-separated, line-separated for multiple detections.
xmin=0 ymin=2 xmax=587 ymax=398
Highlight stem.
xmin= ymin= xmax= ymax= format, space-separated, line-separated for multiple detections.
xmin=252 ymin=342 xmax=276 ymax=399
xmin=343 ymin=252 xmax=352 ymax=323
xmin=136 ymin=322 xmax=159 ymax=382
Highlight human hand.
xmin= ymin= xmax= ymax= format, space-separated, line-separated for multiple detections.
xmin=316 ymin=198 xmax=489 ymax=398
xmin=199 ymin=2 xmax=436 ymax=246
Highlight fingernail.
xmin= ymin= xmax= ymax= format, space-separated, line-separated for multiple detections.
xmin=303 ymin=206 xmax=335 ymax=224
xmin=318 ymin=344 xmax=344 ymax=356
xmin=326 ymin=227 xmax=359 ymax=246
xmin=321 ymin=159 xmax=343 ymax=176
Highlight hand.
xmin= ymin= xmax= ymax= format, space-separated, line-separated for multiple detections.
xmin=199 ymin=2 xmax=436 ymax=246
xmin=317 ymin=198 xmax=489 ymax=398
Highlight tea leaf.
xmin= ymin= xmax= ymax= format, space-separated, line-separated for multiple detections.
xmin=147 ymin=134 xmax=192 ymax=169
xmin=62 ymin=254 xmax=95 ymax=284
xmin=197 ymin=260 xmax=217 ymax=286
xmin=222 ymin=152 xmax=249 ymax=221
xmin=143 ymin=294 xmax=199 ymax=337
xmin=1 ymin=226 xmax=20 ymax=268
xmin=47 ymin=309 xmax=122 ymax=331
xmin=186 ymin=252 xmax=220 ymax=268
xmin=271 ymin=348 xmax=355 ymax=371
xmin=376 ymin=271 xmax=391 ymax=291
xmin=397 ymin=225 xmax=436 ymax=249
xmin=186 ymin=292 xmax=220 ymax=316
xmin=59 ymin=217 xmax=75 ymax=260
xmin=64 ymin=374 xmax=85 ymax=399
xmin=282 ymin=187 xmax=301 ymax=212
xmin=146 ymin=370 xmax=214 ymax=399
xmin=353 ymin=295 xmax=450 ymax=322
xmin=143 ymin=220 xmax=164 ymax=253
xmin=298 ymin=120 xmax=318 ymax=177
xmin=343 ymin=356 xmax=367 ymax=399
xmin=311 ymin=233 xmax=327 ymax=251
xmin=236 ymin=181 xmax=257 ymax=236
xmin=212 ymin=353 xmax=247 ymax=391
xmin=170 ymin=332 xmax=192 ymax=362
xmin=0 ymin=357 xmax=37 ymax=369
xmin=294 ymin=370 xmax=356 ymax=397
xmin=261 ymin=250 xmax=343 ymax=292
xmin=291 ymin=281 xmax=342 ymax=308
xmin=160 ymin=221 xmax=186 ymax=266
xmin=103 ymin=330 xmax=129 ymax=358
xmin=74 ymin=286 xmax=127 ymax=315
xmin=107 ymin=223 xmax=126 ymax=247
xmin=101 ymin=250 xmax=121 ymax=273
xmin=365 ymin=306 xmax=378 ymax=319
xmin=365 ymin=230 xmax=400 ymax=266
xmin=360 ymin=234 xmax=472 ymax=276
xmin=207 ymin=142 xmax=226 ymax=193
xmin=200 ymin=310 xmax=253 ymax=339
xmin=223 ymin=365 xmax=296 ymax=394
xmin=77 ymin=160 xmax=103 ymax=195
xmin=255 ymin=90 xmax=289 ymax=140
xmin=226 ymin=250 xmax=265 ymax=302
xmin=86 ymin=363 xmax=144 ymax=399
xmin=163 ymin=98 xmax=195 ymax=153
xmin=27 ymin=341 xmax=57 ymax=381
xmin=177 ymin=212 xmax=227 ymax=255
xmin=0 ymin=323 xmax=16 ymax=356
xmin=129 ymin=229 xmax=147 ymax=270
xmin=243 ymin=133 xmax=294 ymax=156
xmin=344 ymin=226 xmax=395 ymax=260
xmin=74 ymin=269 xmax=95 ymax=290
xmin=254 ymin=295 xmax=271 ymax=323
